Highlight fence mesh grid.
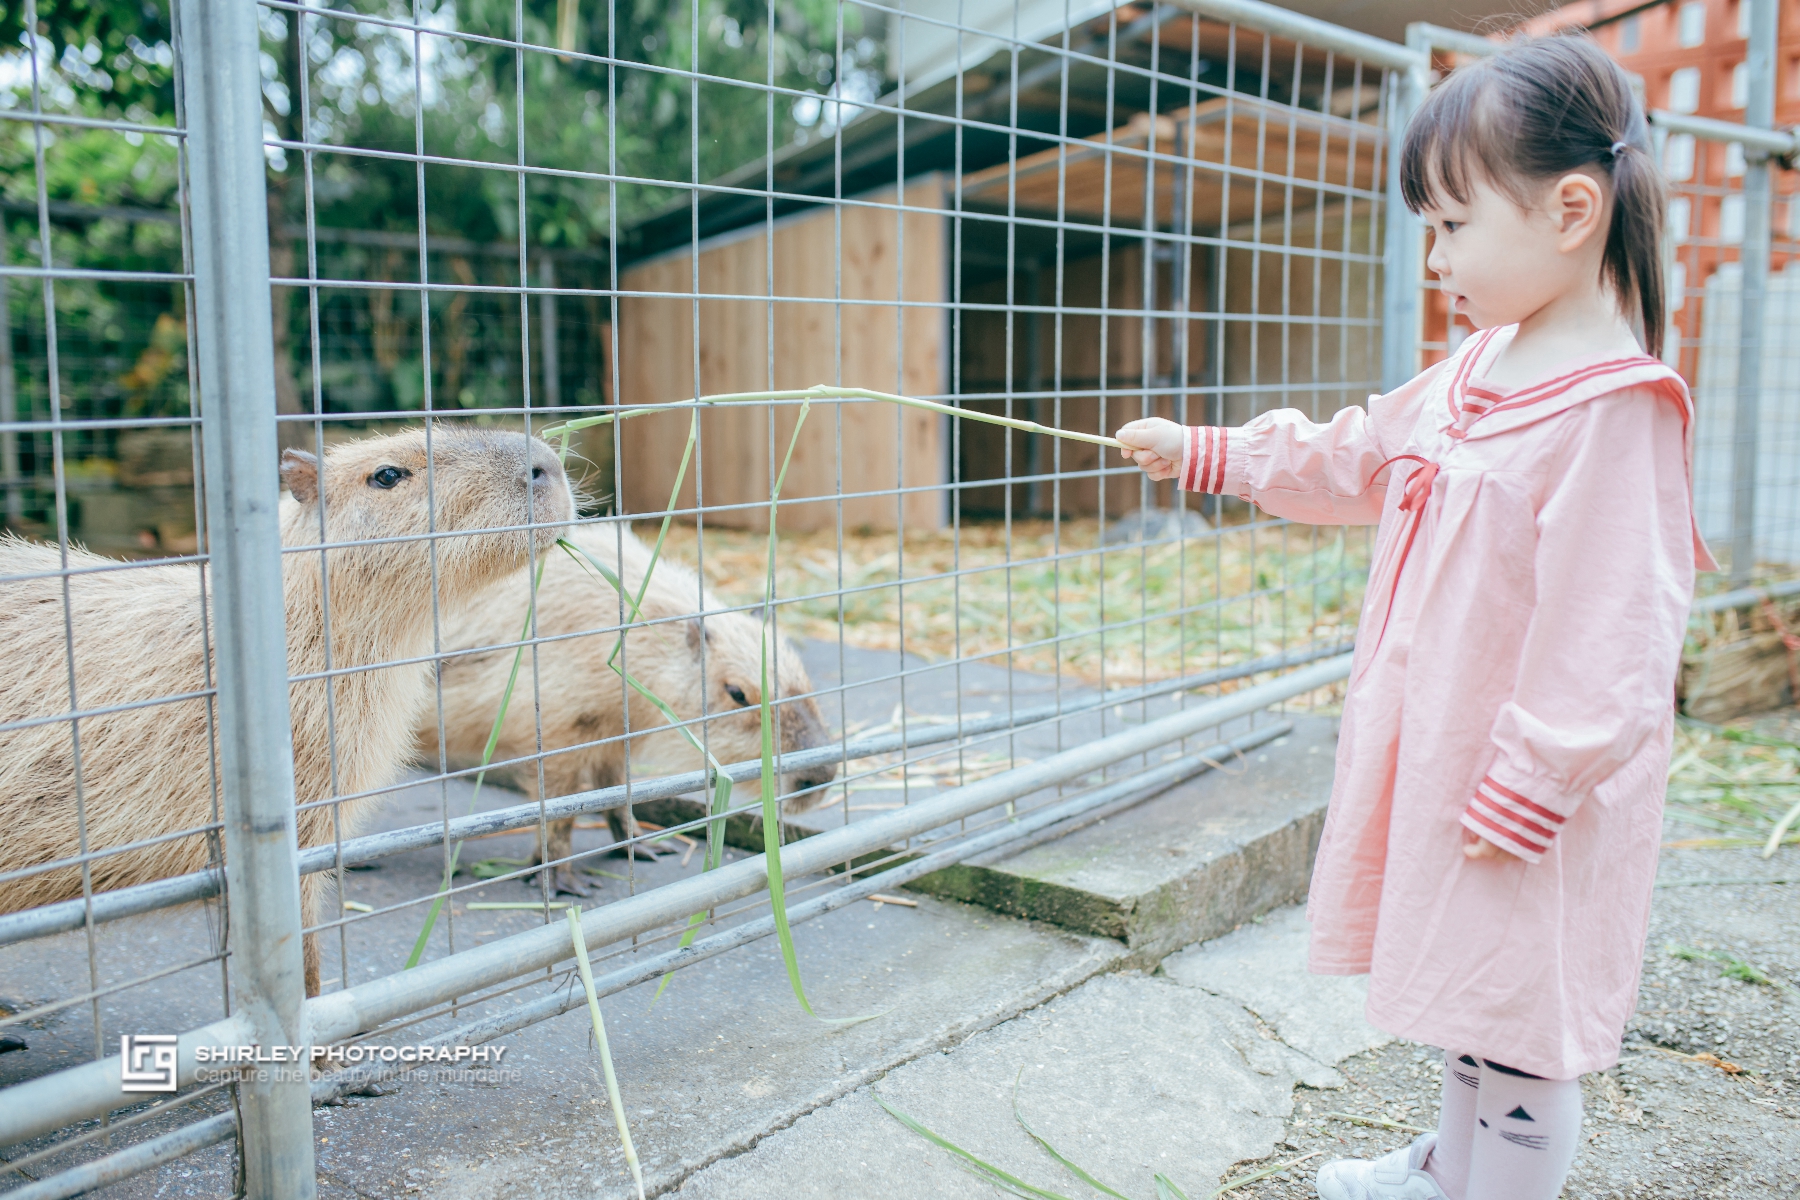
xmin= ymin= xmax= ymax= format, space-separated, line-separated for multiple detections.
xmin=11 ymin=3 xmax=1787 ymax=1195
xmin=1670 ymin=129 xmax=1800 ymax=572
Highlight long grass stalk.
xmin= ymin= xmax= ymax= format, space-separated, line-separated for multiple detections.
xmin=1011 ymin=1070 xmax=1132 ymax=1200
xmin=566 ymin=906 xmax=646 ymax=1200
xmin=404 ymin=554 xmax=550 ymax=969
xmin=553 ymin=404 xmax=847 ymax=1019
xmin=872 ymin=1090 xmax=1082 ymax=1200
xmin=548 ymin=413 xmax=738 ymax=1003
xmin=536 ymin=384 xmax=1128 ymax=451
xmin=753 ymin=399 xmax=875 ymax=1023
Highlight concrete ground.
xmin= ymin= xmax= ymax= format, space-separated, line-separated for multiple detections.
xmin=3 ymin=638 xmax=1796 ymax=1197
xmin=670 ymin=849 xmax=1799 ymax=1200
xmin=1211 ymin=845 xmax=1800 ymax=1200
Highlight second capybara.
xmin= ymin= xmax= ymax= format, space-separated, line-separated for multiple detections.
xmin=419 ymin=522 xmax=838 ymax=895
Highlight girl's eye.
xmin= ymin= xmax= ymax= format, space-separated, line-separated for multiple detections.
xmin=725 ymin=684 xmax=749 ymax=707
xmin=368 ymin=465 xmax=411 ymax=489
xmin=1441 ymin=221 xmax=1461 ymax=234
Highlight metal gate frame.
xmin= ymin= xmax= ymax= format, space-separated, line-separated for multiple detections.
xmin=0 ymin=0 xmax=1436 ymax=1194
xmin=1395 ymin=5 xmax=1800 ymax=585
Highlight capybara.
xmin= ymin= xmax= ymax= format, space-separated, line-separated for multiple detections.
xmin=419 ymin=522 xmax=837 ymax=895
xmin=0 ymin=426 xmax=574 ymax=994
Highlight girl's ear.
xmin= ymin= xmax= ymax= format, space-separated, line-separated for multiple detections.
xmin=1551 ymin=171 xmax=1607 ymax=251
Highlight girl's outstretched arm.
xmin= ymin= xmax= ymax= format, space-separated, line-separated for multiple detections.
xmin=1463 ymin=389 xmax=1695 ymax=863
xmin=1114 ymin=362 xmax=1445 ymax=526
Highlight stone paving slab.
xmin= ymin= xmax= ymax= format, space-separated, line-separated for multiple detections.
xmin=674 ymin=971 xmax=1340 ymax=1200
xmin=1160 ymin=904 xmax=1391 ymax=1067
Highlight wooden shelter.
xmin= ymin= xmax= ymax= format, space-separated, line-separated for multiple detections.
xmin=605 ymin=30 xmax=1385 ymax=529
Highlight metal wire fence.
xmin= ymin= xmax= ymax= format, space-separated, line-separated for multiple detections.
xmin=19 ymin=1 xmax=1745 ymax=1195
xmin=1396 ymin=13 xmax=1800 ymax=584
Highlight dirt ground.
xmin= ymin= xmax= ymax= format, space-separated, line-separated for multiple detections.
xmin=1224 ymin=844 xmax=1800 ymax=1199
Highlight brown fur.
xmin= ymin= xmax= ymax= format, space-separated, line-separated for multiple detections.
xmin=418 ymin=523 xmax=836 ymax=894
xmin=0 ymin=426 xmax=573 ymax=993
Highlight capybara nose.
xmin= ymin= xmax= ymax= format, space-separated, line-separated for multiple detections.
xmin=523 ymin=441 xmax=566 ymax=491
xmin=793 ymin=759 xmax=839 ymax=792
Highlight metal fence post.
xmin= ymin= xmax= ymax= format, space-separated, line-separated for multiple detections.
xmin=1730 ymin=0 xmax=1778 ymax=584
xmin=177 ymin=2 xmax=317 ymax=1195
xmin=1380 ymin=31 xmax=1429 ymax=392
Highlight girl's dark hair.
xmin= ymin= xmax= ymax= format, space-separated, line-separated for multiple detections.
xmin=1400 ymin=35 xmax=1666 ymax=358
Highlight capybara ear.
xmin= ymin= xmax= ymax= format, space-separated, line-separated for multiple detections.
xmin=281 ymin=449 xmax=319 ymax=504
xmin=685 ymin=617 xmax=707 ymax=656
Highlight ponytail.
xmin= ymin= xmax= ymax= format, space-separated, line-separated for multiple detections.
xmin=1400 ymin=35 xmax=1667 ymax=358
xmin=1607 ymin=138 xmax=1666 ymax=359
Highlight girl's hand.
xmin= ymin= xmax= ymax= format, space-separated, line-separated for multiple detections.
xmin=1115 ymin=418 xmax=1187 ymax=481
xmin=1462 ymin=830 xmax=1522 ymax=864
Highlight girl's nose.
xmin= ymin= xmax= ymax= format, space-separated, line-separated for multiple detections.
xmin=1426 ymin=233 xmax=1448 ymax=275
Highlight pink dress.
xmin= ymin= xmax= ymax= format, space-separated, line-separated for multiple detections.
xmin=1179 ymin=325 xmax=1715 ymax=1079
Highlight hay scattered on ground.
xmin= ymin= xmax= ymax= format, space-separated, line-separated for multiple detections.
xmin=1666 ymin=717 xmax=1800 ymax=851
xmin=646 ymin=518 xmax=1370 ymax=686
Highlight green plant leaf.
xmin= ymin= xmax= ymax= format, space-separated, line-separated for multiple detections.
xmin=753 ymin=398 xmax=873 ymax=1023
xmin=873 ymin=1090 xmax=1082 ymax=1200
xmin=1012 ymin=1069 xmax=1133 ymax=1199
xmin=566 ymin=906 xmax=646 ymax=1200
xmin=465 ymin=858 xmax=531 ymax=880
xmin=405 ymin=553 xmax=550 ymax=970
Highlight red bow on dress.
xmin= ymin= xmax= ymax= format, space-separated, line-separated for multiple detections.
xmin=1358 ymin=454 xmax=1440 ymax=673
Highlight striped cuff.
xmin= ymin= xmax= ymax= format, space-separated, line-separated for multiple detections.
xmin=1178 ymin=426 xmax=1240 ymax=495
xmin=1460 ymin=775 xmax=1568 ymax=864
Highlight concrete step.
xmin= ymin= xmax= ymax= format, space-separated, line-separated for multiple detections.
xmin=904 ymin=713 xmax=1338 ymax=962
xmin=642 ymin=641 xmax=1339 ymax=963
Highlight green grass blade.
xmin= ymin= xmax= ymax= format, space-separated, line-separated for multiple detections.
xmin=1206 ymin=1152 xmax=1323 ymax=1197
xmin=752 ymin=400 xmax=878 ymax=1024
xmin=1156 ymin=1176 xmax=1191 ymax=1200
xmin=566 ymin=907 xmax=646 ymax=1200
xmin=611 ymin=411 xmax=697 ymax=672
xmin=872 ymin=1090 xmax=1082 ymax=1200
xmin=405 ymin=554 xmax=548 ymax=970
xmin=1011 ymin=1070 xmax=1133 ymax=1200
xmin=550 ymin=414 xmax=730 ymax=1008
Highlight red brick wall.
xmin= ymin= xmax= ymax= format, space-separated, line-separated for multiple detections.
xmin=1412 ymin=0 xmax=1799 ymax=380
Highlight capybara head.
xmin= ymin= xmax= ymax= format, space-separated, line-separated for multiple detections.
xmin=681 ymin=609 xmax=838 ymax=810
xmin=279 ymin=425 xmax=573 ymax=605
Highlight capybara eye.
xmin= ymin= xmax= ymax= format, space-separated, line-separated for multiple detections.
xmin=368 ymin=465 xmax=411 ymax=489
xmin=531 ymin=466 xmax=547 ymax=480
xmin=725 ymin=684 xmax=749 ymax=707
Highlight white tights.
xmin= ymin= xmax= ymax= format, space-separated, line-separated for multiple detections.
xmin=1423 ymin=1050 xmax=1582 ymax=1200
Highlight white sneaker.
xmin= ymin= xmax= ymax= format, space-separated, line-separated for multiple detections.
xmin=1315 ymin=1133 xmax=1449 ymax=1200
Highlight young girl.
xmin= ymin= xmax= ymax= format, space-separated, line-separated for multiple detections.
xmin=1117 ymin=37 xmax=1712 ymax=1200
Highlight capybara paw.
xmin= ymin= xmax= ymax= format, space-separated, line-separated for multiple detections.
xmin=548 ymin=866 xmax=594 ymax=897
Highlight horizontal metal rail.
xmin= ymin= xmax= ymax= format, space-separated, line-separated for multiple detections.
xmin=1407 ymin=22 xmax=1500 ymax=60
xmin=1164 ymin=0 xmax=1424 ymax=72
xmin=0 ymin=644 xmax=1350 ymax=947
xmin=1691 ymin=578 xmax=1800 ymax=615
xmin=0 ymin=653 xmax=1353 ymax=1148
xmin=1650 ymin=109 xmax=1800 ymax=157
xmin=0 ymin=720 xmax=1293 ymax=1200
